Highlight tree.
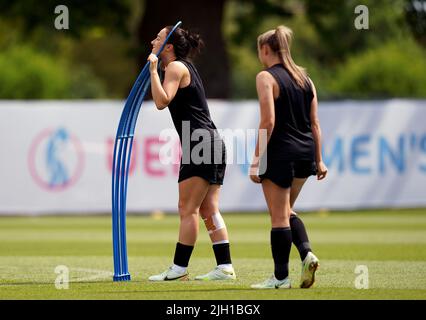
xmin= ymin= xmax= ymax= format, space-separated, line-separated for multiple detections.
xmin=0 ymin=0 xmax=129 ymax=38
xmin=304 ymin=0 xmax=410 ymax=66
xmin=0 ymin=0 xmax=295 ymax=99
xmin=405 ymin=0 xmax=426 ymax=47
xmin=137 ymin=0 xmax=229 ymax=98
xmin=137 ymin=0 xmax=293 ymax=98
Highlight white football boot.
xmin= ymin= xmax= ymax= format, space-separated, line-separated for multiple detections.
xmin=251 ymin=275 xmax=291 ymax=289
xmin=148 ymin=266 xmax=189 ymax=281
xmin=195 ymin=266 xmax=236 ymax=281
xmin=300 ymin=252 xmax=319 ymax=288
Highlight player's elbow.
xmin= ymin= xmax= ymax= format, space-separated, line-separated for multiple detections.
xmin=261 ymin=119 xmax=275 ymax=132
xmin=311 ymin=120 xmax=320 ymax=131
xmin=155 ymin=103 xmax=168 ymax=110
xmin=154 ymin=98 xmax=170 ymax=110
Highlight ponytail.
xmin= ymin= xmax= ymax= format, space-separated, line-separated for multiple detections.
xmin=185 ymin=30 xmax=203 ymax=56
xmin=258 ymin=25 xmax=308 ymax=88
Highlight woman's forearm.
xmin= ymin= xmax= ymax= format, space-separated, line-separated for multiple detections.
xmin=253 ymin=122 xmax=274 ymax=162
xmin=312 ymin=122 xmax=323 ymax=163
xmin=150 ymin=71 xmax=169 ymax=109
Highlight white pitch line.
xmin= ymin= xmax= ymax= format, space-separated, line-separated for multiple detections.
xmin=69 ymin=268 xmax=113 ymax=282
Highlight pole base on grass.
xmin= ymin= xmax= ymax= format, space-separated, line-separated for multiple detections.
xmin=113 ymin=274 xmax=131 ymax=282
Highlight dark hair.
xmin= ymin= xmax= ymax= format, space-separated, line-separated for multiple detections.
xmin=165 ymin=26 xmax=204 ymax=60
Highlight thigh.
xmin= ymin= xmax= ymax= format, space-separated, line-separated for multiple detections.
xmin=199 ymin=185 xmax=221 ymax=219
xmin=178 ymin=176 xmax=210 ymax=215
xmin=261 ymin=179 xmax=291 ymax=224
xmin=290 ymin=177 xmax=308 ymax=208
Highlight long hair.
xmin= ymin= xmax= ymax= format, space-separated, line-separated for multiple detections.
xmin=257 ymin=25 xmax=308 ymax=88
xmin=165 ymin=26 xmax=204 ymax=60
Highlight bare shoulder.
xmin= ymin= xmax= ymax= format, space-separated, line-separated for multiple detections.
xmin=256 ymin=70 xmax=277 ymax=98
xmin=256 ymin=70 xmax=274 ymax=83
xmin=166 ymin=61 xmax=188 ymax=75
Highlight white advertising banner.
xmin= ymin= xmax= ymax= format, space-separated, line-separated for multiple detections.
xmin=0 ymin=99 xmax=425 ymax=214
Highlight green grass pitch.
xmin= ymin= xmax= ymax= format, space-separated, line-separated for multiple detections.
xmin=0 ymin=209 xmax=425 ymax=299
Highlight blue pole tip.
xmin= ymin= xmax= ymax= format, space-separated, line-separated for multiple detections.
xmin=113 ymin=274 xmax=131 ymax=282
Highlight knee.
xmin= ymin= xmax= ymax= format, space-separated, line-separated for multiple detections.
xmin=178 ymin=200 xmax=185 ymax=213
xmin=178 ymin=201 xmax=199 ymax=218
xmin=271 ymin=209 xmax=291 ymax=226
xmin=199 ymin=202 xmax=216 ymax=218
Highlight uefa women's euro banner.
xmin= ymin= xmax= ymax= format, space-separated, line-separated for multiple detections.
xmin=0 ymin=99 xmax=425 ymax=214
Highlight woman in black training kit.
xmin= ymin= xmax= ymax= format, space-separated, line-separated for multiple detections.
xmin=250 ymin=25 xmax=327 ymax=289
xmin=147 ymin=26 xmax=236 ymax=281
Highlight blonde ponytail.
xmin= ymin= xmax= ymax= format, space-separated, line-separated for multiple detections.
xmin=258 ymin=25 xmax=308 ymax=88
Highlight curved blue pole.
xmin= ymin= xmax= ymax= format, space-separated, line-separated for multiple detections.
xmin=112 ymin=21 xmax=182 ymax=281
xmin=123 ymin=20 xmax=182 ymax=137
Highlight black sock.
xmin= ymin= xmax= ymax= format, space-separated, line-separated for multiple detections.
xmin=173 ymin=242 xmax=194 ymax=267
xmin=213 ymin=242 xmax=232 ymax=265
xmin=290 ymin=214 xmax=312 ymax=261
xmin=270 ymin=227 xmax=292 ymax=280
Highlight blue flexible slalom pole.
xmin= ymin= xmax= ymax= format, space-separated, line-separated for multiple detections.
xmin=111 ymin=71 xmax=151 ymax=278
xmin=112 ymin=21 xmax=182 ymax=281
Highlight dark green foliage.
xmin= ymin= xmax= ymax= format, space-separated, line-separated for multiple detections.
xmin=0 ymin=0 xmax=130 ymax=37
xmin=0 ymin=46 xmax=106 ymax=99
xmin=329 ymin=39 xmax=426 ymax=98
xmin=405 ymin=0 xmax=426 ymax=47
xmin=0 ymin=0 xmax=425 ymax=99
xmin=230 ymin=0 xmax=292 ymax=46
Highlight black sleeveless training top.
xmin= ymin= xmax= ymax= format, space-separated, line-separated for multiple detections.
xmin=167 ymin=59 xmax=219 ymax=145
xmin=265 ymin=64 xmax=315 ymax=161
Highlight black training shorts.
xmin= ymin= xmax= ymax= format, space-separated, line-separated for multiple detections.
xmin=178 ymin=140 xmax=226 ymax=185
xmin=259 ymin=159 xmax=317 ymax=189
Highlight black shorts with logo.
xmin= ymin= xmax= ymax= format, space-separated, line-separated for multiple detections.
xmin=178 ymin=140 xmax=226 ymax=185
xmin=259 ymin=159 xmax=317 ymax=189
